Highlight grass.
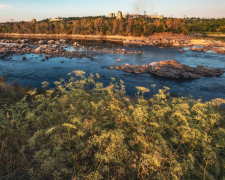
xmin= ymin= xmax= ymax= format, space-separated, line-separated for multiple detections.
xmin=0 ymin=71 xmax=225 ymax=180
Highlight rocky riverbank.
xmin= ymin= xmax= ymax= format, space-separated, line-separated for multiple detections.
xmin=123 ymin=33 xmax=193 ymax=47
xmin=1 ymin=33 xmax=225 ymax=51
xmin=109 ymin=60 xmax=224 ymax=78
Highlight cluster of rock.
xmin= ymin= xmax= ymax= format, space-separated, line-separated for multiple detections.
xmin=212 ymin=47 xmax=225 ymax=54
xmin=92 ymin=48 xmax=144 ymax=54
xmin=190 ymin=45 xmax=225 ymax=54
xmin=123 ymin=34 xmax=193 ymax=47
xmin=37 ymin=39 xmax=67 ymax=45
xmin=0 ymin=40 xmax=95 ymax=59
xmin=109 ymin=60 xmax=224 ymax=78
xmin=189 ymin=46 xmax=208 ymax=52
xmin=1 ymin=39 xmax=30 ymax=43
xmin=73 ymin=42 xmax=81 ymax=46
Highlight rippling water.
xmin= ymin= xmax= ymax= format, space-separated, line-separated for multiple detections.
xmin=0 ymin=38 xmax=225 ymax=101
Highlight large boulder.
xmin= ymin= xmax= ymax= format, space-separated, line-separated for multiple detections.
xmin=34 ymin=47 xmax=42 ymax=53
xmin=38 ymin=40 xmax=47 ymax=44
xmin=60 ymin=39 xmax=66 ymax=43
xmin=20 ymin=39 xmax=29 ymax=43
xmin=48 ymin=40 xmax=55 ymax=44
xmin=109 ymin=60 xmax=224 ymax=79
xmin=73 ymin=42 xmax=79 ymax=46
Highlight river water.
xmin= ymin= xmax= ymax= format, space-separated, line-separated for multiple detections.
xmin=0 ymin=38 xmax=225 ymax=101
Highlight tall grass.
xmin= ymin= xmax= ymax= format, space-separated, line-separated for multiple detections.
xmin=0 ymin=71 xmax=225 ymax=180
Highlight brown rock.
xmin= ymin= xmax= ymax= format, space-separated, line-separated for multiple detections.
xmin=109 ymin=60 xmax=224 ymax=79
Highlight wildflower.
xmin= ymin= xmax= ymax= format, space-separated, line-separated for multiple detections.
xmin=151 ymin=84 xmax=156 ymax=88
xmin=42 ymin=81 xmax=49 ymax=88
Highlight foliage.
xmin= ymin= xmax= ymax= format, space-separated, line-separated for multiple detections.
xmin=1 ymin=18 xmax=225 ymax=35
xmin=0 ymin=81 xmax=28 ymax=109
xmin=0 ymin=71 xmax=225 ymax=179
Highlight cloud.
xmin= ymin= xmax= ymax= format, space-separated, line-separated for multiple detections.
xmin=0 ymin=4 xmax=11 ymax=10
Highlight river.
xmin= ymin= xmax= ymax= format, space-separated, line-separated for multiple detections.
xmin=0 ymin=38 xmax=225 ymax=101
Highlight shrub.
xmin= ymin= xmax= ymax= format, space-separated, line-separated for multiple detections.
xmin=0 ymin=71 xmax=225 ymax=179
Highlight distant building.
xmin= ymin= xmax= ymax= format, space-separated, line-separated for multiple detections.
xmin=122 ymin=14 xmax=133 ymax=19
xmin=148 ymin=15 xmax=164 ymax=19
xmin=109 ymin=13 xmax=115 ymax=18
xmin=117 ymin=11 xmax=122 ymax=19
xmin=130 ymin=14 xmax=142 ymax=19
xmin=49 ymin=16 xmax=65 ymax=22
xmin=31 ymin=18 xmax=36 ymax=23
xmin=111 ymin=11 xmax=164 ymax=20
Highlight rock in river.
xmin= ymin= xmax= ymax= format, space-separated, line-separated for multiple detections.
xmin=109 ymin=60 xmax=224 ymax=79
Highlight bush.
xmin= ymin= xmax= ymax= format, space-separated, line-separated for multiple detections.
xmin=0 ymin=71 xmax=225 ymax=179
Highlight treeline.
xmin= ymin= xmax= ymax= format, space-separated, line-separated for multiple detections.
xmin=0 ymin=17 xmax=225 ymax=36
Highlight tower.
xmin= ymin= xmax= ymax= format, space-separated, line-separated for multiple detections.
xmin=144 ymin=11 xmax=146 ymax=19
xmin=117 ymin=11 xmax=122 ymax=19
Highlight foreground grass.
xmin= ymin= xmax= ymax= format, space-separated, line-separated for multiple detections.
xmin=1 ymin=71 xmax=225 ymax=180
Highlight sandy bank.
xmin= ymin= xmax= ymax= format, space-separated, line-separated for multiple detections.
xmin=0 ymin=33 xmax=146 ymax=41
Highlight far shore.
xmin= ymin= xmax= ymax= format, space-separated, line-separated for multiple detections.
xmin=0 ymin=33 xmax=224 ymax=46
xmin=0 ymin=33 xmax=147 ymax=41
xmin=189 ymin=33 xmax=225 ymax=37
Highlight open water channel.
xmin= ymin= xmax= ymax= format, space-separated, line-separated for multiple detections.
xmin=0 ymin=38 xmax=225 ymax=101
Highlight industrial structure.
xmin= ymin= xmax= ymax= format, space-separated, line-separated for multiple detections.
xmin=109 ymin=11 xmax=164 ymax=19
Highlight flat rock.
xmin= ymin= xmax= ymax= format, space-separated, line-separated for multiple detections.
xmin=109 ymin=60 xmax=224 ymax=78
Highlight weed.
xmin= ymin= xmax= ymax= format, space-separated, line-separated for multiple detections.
xmin=0 ymin=71 xmax=225 ymax=179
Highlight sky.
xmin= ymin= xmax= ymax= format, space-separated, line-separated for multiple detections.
xmin=0 ymin=0 xmax=224 ymax=22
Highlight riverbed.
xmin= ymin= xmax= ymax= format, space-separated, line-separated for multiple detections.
xmin=0 ymin=37 xmax=225 ymax=101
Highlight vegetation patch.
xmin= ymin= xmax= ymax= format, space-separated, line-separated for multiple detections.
xmin=0 ymin=71 xmax=225 ymax=179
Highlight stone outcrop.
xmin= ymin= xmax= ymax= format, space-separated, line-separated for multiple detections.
xmin=109 ymin=60 xmax=224 ymax=78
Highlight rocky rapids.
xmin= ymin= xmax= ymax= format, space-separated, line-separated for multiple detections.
xmin=109 ymin=60 xmax=224 ymax=79
xmin=0 ymin=39 xmax=146 ymax=60
xmin=0 ymin=39 xmax=97 ymax=60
